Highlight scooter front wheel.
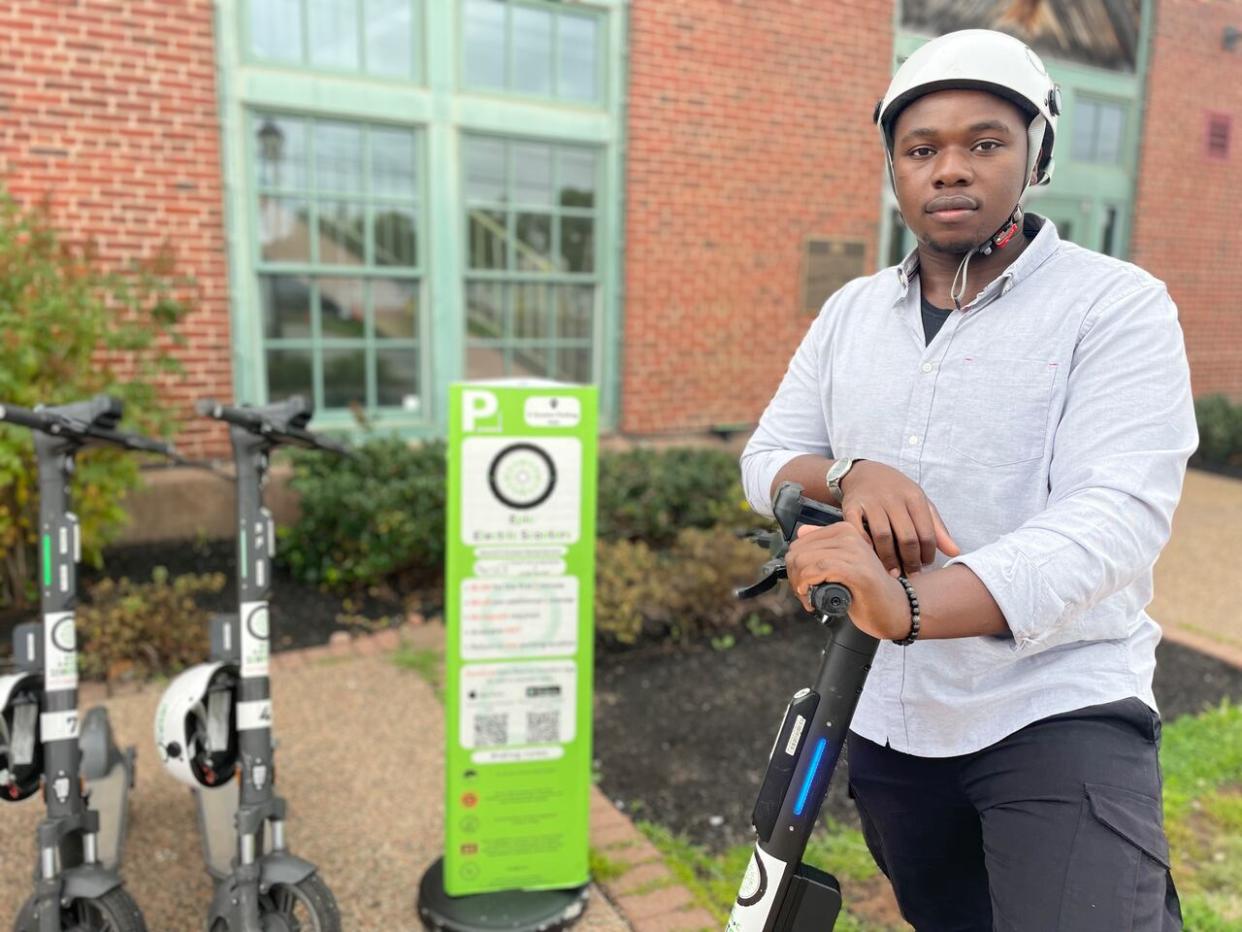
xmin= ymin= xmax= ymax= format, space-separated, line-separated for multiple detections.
xmin=14 ymin=887 xmax=148 ymax=932
xmin=208 ymin=874 xmax=341 ymax=932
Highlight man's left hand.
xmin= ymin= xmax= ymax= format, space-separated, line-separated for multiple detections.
xmin=786 ymin=522 xmax=914 ymax=641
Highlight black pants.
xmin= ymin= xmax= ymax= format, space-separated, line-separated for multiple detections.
xmin=847 ymin=698 xmax=1182 ymax=931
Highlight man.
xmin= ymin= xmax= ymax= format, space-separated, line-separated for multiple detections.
xmin=740 ymin=29 xmax=1195 ymax=931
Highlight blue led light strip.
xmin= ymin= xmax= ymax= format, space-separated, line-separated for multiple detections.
xmin=793 ymin=738 xmax=828 ymax=816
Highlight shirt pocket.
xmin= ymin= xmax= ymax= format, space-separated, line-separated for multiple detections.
xmin=945 ymin=355 xmax=1058 ymax=467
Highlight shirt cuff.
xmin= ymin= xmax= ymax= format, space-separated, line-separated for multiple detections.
xmin=945 ymin=546 xmax=1070 ymax=654
xmin=741 ymin=448 xmax=813 ymax=518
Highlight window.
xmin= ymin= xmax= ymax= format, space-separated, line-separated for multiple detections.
xmin=463 ymin=0 xmax=603 ymax=104
xmin=248 ymin=0 xmax=422 ymax=80
xmin=254 ymin=114 xmax=424 ymax=414
xmin=1206 ymin=113 xmax=1231 ymax=160
xmin=463 ymin=136 xmax=598 ymax=383
xmin=1071 ymin=97 xmax=1126 ymax=164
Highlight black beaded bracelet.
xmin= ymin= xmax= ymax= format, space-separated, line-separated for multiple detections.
xmin=893 ymin=574 xmax=920 ymax=646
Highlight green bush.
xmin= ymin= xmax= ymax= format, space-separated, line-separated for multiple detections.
xmin=0 ymin=191 xmax=188 ymax=610
xmin=596 ymin=447 xmax=749 ymax=547
xmin=76 ymin=567 xmax=225 ymax=682
xmin=1194 ymin=394 xmax=1242 ymax=466
xmin=278 ymin=436 xmax=447 ymax=591
xmin=595 ymin=526 xmax=783 ymax=647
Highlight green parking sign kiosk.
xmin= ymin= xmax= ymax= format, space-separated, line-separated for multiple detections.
xmin=419 ymin=381 xmax=598 ymax=931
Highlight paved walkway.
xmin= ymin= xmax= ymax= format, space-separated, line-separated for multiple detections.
xmin=0 ymin=623 xmax=710 ymax=931
xmin=1150 ymin=469 xmax=1242 ymax=669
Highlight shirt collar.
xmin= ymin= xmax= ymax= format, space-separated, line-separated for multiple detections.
xmin=893 ymin=213 xmax=1060 ymax=308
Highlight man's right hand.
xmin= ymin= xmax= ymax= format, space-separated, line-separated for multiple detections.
xmin=838 ymin=460 xmax=959 ymax=576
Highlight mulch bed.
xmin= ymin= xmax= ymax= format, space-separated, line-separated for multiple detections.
xmin=592 ymin=619 xmax=1242 ymax=851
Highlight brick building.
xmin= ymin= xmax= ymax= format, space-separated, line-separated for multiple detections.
xmin=0 ymin=0 xmax=1238 ymax=458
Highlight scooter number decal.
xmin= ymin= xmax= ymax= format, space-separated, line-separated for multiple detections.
xmin=41 ymin=710 xmax=79 ymax=743
xmin=237 ymin=700 xmax=273 ymax=731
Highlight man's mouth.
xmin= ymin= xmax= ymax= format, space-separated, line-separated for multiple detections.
xmin=925 ymin=195 xmax=979 ymax=214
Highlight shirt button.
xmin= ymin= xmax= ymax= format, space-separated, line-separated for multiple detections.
xmin=908 ymin=435 xmax=920 ymax=446
xmin=921 ymin=362 xmax=933 ymax=373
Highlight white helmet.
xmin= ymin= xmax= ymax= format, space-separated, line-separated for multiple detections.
xmin=154 ymin=662 xmax=239 ymax=789
xmin=875 ymin=29 xmax=1062 ymax=188
xmin=0 ymin=672 xmax=43 ymax=802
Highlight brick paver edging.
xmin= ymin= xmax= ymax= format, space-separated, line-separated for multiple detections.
xmin=78 ymin=618 xmax=719 ymax=931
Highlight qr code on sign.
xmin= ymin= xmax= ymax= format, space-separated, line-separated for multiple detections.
xmin=526 ymin=711 xmax=561 ymax=743
xmin=473 ymin=714 xmax=509 ymax=747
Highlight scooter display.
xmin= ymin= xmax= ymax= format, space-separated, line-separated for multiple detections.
xmin=1 ymin=395 xmax=175 ymax=932
xmin=726 ymin=481 xmax=878 ymax=932
xmin=153 ymin=396 xmax=347 ymax=932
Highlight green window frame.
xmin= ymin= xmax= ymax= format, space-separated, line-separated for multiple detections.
xmin=1070 ymin=94 xmax=1128 ymax=165
xmin=462 ymin=134 xmax=599 ymax=385
xmin=244 ymin=0 xmax=425 ymax=82
xmin=461 ymin=0 xmax=606 ymax=106
xmin=251 ymin=112 xmax=427 ymax=418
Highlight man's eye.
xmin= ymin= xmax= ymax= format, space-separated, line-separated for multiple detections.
xmin=975 ymin=140 xmax=1002 ymax=152
xmin=909 ymin=146 xmax=934 ymax=158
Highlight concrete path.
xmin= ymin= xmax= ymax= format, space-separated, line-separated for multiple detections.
xmin=1151 ymin=469 xmax=1242 ymax=669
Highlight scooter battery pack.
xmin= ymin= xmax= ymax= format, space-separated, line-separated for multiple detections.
xmin=773 ymin=863 xmax=842 ymax=931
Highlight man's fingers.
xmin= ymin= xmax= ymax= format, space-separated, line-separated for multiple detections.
xmin=888 ymin=509 xmax=923 ymax=577
xmin=861 ymin=507 xmax=899 ymax=574
xmin=930 ymin=502 xmax=961 ymax=557
xmin=908 ymin=501 xmax=938 ymax=569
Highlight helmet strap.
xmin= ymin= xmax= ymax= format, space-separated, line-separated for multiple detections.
xmin=950 ymin=204 xmax=1025 ymax=310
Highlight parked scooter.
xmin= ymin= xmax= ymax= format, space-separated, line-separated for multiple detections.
xmin=153 ymin=396 xmax=346 ymax=932
xmin=726 ymin=481 xmax=874 ymax=932
xmin=1 ymin=395 xmax=175 ymax=932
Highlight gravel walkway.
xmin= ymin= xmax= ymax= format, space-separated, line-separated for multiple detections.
xmin=0 ymin=629 xmax=631 ymax=931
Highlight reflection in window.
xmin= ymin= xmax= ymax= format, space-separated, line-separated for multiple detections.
xmin=463 ymin=135 xmax=598 ymax=383
xmin=254 ymin=113 xmax=423 ymax=413
xmin=248 ymin=0 xmax=422 ymax=80
xmin=463 ymin=0 xmax=603 ymax=105
xmin=1071 ymin=97 xmax=1126 ymax=164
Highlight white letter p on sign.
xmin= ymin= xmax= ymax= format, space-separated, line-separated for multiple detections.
xmin=462 ymin=390 xmax=499 ymax=432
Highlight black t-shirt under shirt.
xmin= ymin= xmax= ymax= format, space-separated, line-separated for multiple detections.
xmin=920 ymin=291 xmax=953 ymax=346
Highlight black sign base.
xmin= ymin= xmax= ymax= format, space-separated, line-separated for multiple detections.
xmin=418 ymin=857 xmax=590 ymax=932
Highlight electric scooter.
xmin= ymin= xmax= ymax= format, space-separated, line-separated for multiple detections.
xmin=153 ymin=396 xmax=346 ymax=932
xmin=726 ymin=481 xmax=878 ymax=932
xmin=0 ymin=395 xmax=175 ymax=932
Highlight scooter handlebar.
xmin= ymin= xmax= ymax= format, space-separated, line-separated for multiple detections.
xmin=198 ymin=397 xmax=349 ymax=456
xmin=0 ymin=402 xmax=53 ymax=432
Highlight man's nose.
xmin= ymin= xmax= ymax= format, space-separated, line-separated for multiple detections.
xmin=932 ymin=147 xmax=973 ymax=187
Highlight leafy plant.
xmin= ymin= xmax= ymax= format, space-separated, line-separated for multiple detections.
xmin=596 ymin=447 xmax=749 ymax=547
xmin=595 ymin=527 xmax=785 ymax=648
xmin=1193 ymin=394 xmax=1242 ymax=466
xmin=278 ymin=436 xmax=447 ymax=591
xmin=0 ymin=191 xmax=189 ymax=609
xmin=75 ymin=567 xmax=225 ymax=683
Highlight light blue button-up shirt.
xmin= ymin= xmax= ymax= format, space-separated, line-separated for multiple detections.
xmin=741 ymin=217 xmax=1198 ymax=756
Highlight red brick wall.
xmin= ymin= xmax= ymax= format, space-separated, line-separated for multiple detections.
xmin=1131 ymin=0 xmax=1242 ymax=400
xmin=621 ymin=0 xmax=894 ymax=435
xmin=0 ymin=0 xmax=233 ymax=457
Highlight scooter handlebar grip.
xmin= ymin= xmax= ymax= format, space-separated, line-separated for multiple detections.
xmin=809 ymin=583 xmax=852 ymax=616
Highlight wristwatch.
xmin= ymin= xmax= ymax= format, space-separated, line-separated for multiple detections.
xmin=825 ymin=457 xmax=864 ymax=505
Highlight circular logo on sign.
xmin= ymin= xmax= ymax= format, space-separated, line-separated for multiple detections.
xmin=735 ymin=850 xmax=768 ymax=907
xmin=51 ymin=617 xmax=76 ymax=653
xmin=245 ymin=605 xmax=270 ymax=641
xmin=487 ymin=443 xmax=557 ymax=510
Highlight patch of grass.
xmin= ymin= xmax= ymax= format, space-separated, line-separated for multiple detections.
xmin=1161 ymin=701 xmax=1242 ymax=927
xmin=635 ymin=820 xmax=887 ymax=931
xmin=392 ymin=645 xmax=444 ymax=701
xmin=588 ymin=847 xmax=629 ymax=883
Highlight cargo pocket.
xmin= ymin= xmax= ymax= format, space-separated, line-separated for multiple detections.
xmin=1058 ymin=783 xmax=1172 ymax=931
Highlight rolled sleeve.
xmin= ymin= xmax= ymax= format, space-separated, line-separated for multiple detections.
xmin=945 ymin=281 xmax=1198 ymax=654
xmin=740 ymin=302 xmax=833 ymax=517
